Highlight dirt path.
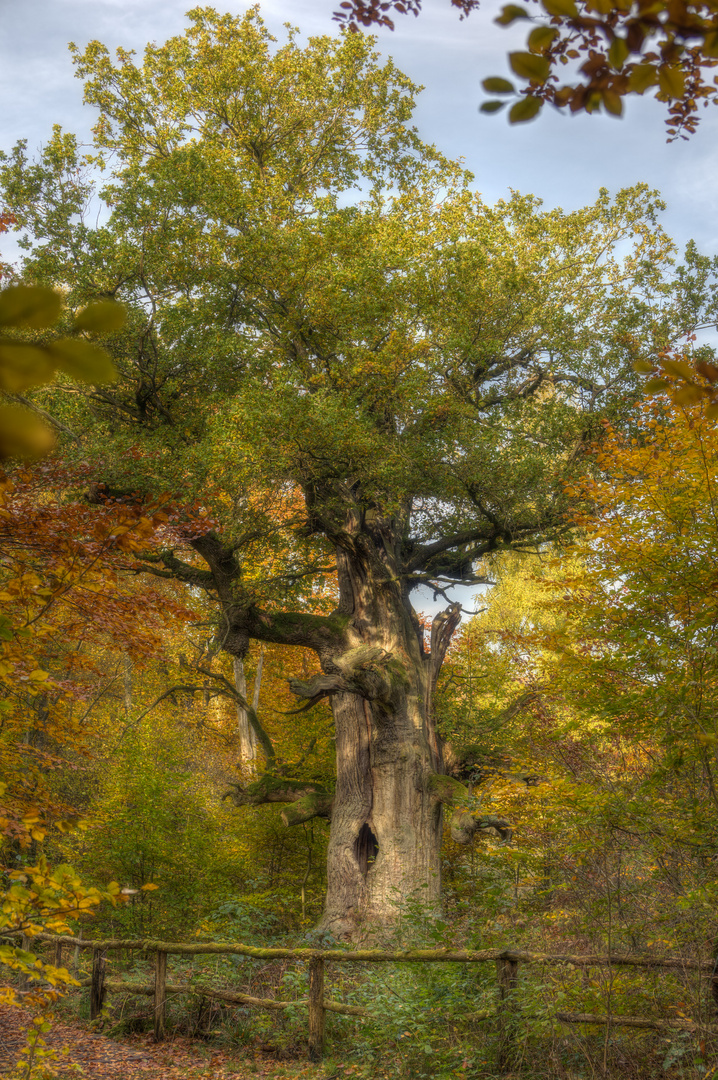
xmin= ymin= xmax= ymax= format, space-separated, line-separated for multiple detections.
xmin=0 ymin=1003 xmax=266 ymax=1078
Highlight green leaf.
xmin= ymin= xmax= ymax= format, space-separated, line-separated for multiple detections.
xmin=48 ymin=339 xmax=118 ymax=384
xmin=509 ymin=52 xmax=550 ymax=83
xmin=0 ymin=286 xmax=62 ymax=329
xmin=480 ymin=100 xmax=508 ymax=113
xmin=645 ymin=378 xmax=671 ymax=393
xmin=608 ymin=37 xmax=630 ymax=70
xmin=509 ymin=95 xmax=543 ymax=122
xmin=495 ymin=4 xmax=531 ymax=25
xmin=541 ymin=0 xmax=578 ymax=15
xmin=73 ymin=301 xmax=126 ymax=334
xmin=528 ymin=26 xmax=559 ymax=53
xmin=633 ymin=359 xmax=655 ymax=374
xmin=602 ymin=89 xmax=623 ymax=116
xmin=482 ymin=77 xmax=515 ymax=94
xmin=657 ymin=65 xmax=685 ymax=100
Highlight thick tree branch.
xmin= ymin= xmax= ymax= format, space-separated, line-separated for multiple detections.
xmin=405 ymin=527 xmax=502 ymax=574
xmin=139 ymin=535 xmax=346 ymax=656
xmin=138 ymin=550 xmax=216 ymax=589
xmin=288 ymin=645 xmax=406 ymax=709
xmin=224 ymin=774 xmax=333 ymax=827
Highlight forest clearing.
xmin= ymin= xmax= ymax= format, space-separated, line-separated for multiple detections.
xmin=2 ymin=1 xmax=718 ymax=1078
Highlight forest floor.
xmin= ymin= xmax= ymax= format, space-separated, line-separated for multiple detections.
xmin=0 ymin=1003 xmax=336 ymax=1080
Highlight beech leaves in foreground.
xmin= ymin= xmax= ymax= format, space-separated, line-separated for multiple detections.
xmin=335 ymin=0 xmax=718 ymax=138
xmin=0 ymin=285 xmax=123 ymax=460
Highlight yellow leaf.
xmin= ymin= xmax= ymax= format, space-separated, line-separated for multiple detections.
xmin=645 ymin=378 xmax=671 ymax=393
xmin=0 ymin=286 xmax=62 ymax=329
xmin=672 ymin=384 xmax=703 ymax=405
xmin=528 ymin=26 xmax=558 ymax=53
xmin=601 ymin=89 xmax=623 ymax=116
xmin=47 ymin=339 xmax=117 ymax=385
xmin=0 ymin=406 xmax=55 ymax=461
xmin=495 ymin=4 xmax=531 ymax=25
xmin=628 ymin=64 xmax=658 ymax=93
xmin=482 ymin=77 xmax=515 ymax=93
xmin=657 ymin=65 xmax=685 ymax=99
xmin=661 ymin=357 xmax=693 ymax=380
xmin=608 ymin=36 xmax=629 ymax=70
xmin=141 ymin=882 xmax=159 ymax=891
xmin=0 ymin=343 xmax=55 ymax=392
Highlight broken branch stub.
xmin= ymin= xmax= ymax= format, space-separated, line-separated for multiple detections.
xmin=450 ymin=811 xmax=513 ymax=846
xmin=425 ymin=772 xmax=512 ymax=845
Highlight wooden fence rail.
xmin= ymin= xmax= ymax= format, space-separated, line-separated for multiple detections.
xmin=7 ymin=931 xmax=718 ymax=1067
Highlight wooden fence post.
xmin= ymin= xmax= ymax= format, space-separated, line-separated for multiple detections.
xmin=308 ymin=956 xmax=325 ymax=1062
xmin=154 ymin=951 xmax=167 ymax=1042
xmin=496 ymin=954 xmax=519 ymax=1073
xmin=90 ymin=948 xmax=107 ymax=1020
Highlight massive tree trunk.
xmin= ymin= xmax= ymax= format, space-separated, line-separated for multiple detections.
xmin=150 ymin=523 xmax=511 ymax=939
xmin=313 ymin=548 xmax=455 ymax=937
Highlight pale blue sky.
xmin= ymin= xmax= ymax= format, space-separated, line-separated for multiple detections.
xmin=1 ymin=0 xmax=717 ymax=258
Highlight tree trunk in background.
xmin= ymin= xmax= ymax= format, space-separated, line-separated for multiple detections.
xmin=123 ymin=653 xmax=132 ymax=716
xmin=252 ymin=646 xmax=264 ymax=715
xmin=234 ymin=656 xmax=259 ymax=770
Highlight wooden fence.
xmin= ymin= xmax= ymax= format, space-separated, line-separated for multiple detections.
xmin=13 ymin=933 xmax=718 ymax=1066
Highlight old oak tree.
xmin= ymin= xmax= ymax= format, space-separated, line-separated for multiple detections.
xmin=2 ymin=8 xmax=710 ymax=936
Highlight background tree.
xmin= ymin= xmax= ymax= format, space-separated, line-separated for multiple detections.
xmin=3 ymin=8 xmax=717 ymax=937
xmin=441 ymin=394 xmax=718 ymax=959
